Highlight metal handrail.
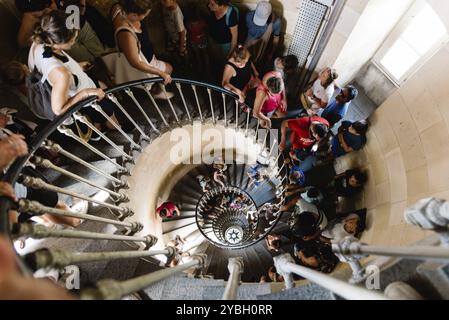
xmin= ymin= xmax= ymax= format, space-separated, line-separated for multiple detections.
xmin=0 ymin=76 xmax=288 ymax=277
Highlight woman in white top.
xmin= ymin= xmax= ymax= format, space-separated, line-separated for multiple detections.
xmin=111 ymin=0 xmax=173 ymax=99
xmin=29 ymin=10 xmax=119 ymax=129
xmin=302 ymin=67 xmax=338 ymax=116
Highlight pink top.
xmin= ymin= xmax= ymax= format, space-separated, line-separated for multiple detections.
xmin=156 ymin=202 xmax=177 ymax=218
xmin=257 ymin=72 xmax=286 ymax=115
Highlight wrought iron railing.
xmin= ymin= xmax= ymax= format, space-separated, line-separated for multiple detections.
xmin=0 ymin=76 xmax=289 ymax=298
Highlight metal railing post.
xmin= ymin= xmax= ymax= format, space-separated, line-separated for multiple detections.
xmin=107 ymin=93 xmax=153 ymax=139
xmin=80 ymin=254 xmax=206 ymax=300
xmin=222 ymin=93 xmax=227 ymax=126
xmin=20 ymin=176 xmax=133 ymax=218
xmin=222 ymin=257 xmax=244 ymax=300
xmin=124 ymin=89 xmax=159 ymax=135
xmin=43 ymin=140 xmax=126 ymax=187
xmin=176 ymin=83 xmax=192 ymax=122
xmin=191 ymin=84 xmax=203 ymax=122
xmin=91 ymin=102 xmax=142 ymax=151
xmin=333 ymin=236 xmax=449 ymax=262
xmin=143 ymin=84 xmax=170 ymax=127
xmin=234 ymin=100 xmax=239 ymax=129
xmin=161 ymin=85 xmax=180 ymax=124
xmin=17 ymin=199 xmax=140 ymax=232
xmin=206 ymin=88 xmax=215 ymax=123
xmin=26 ymin=247 xmax=175 ymax=270
xmin=273 ymin=253 xmax=388 ymax=300
xmin=31 ymin=155 xmax=128 ymax=202
xmin=57 ymin=126 xmax=128 ymax=173
xmin=12 ymin=223 xmax=156 ymax=248
xmin=405 ymin=198 xmax=449 ymax=246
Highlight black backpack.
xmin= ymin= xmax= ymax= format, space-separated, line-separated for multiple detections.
xmin=26 ymin=67 xmax=57 ymax=121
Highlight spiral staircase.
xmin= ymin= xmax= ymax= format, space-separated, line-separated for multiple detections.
xmin=1 ymin=77 xmax=449 ymax=300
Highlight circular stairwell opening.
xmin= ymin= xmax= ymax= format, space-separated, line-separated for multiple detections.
xmin=196 ymin=186 xmax=259 ymax=248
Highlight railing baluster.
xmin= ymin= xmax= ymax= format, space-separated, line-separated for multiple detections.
xmin=12 ymin=223 xmax=156 ymax=248
xmin=273 ymin=254 xmax=388 ymax=300
xmin=17 ymin=199 xmax=140 ymax=231
xmin=333 ymin=236 xmax=449 ymax=262
xmin=31 ymin=156 xmax=128 ymax=202
xmin=161 ymin=85 xmax=180 ymax=124
xmin=20 ymin=176 xmax=133 ymax=218
xmin=235 ymin=100 xmax=239 ymax=129
xmin=90 ymin=103 xmax=142 ymax=151
xmin=143 ymin=84 xmax=170 ymax=127
xmin=269 ymin=139 xmax=277 ymax=157
xmin=206 ymin=88 xmax=215 ymax=123
xmin=80 ymin=255 xmax=206 ymax=300
xmin=405 ymin=198 xmax=449 ymax=246
xmin=43 ymin=140 xmax=125 ymax=186
xmin=222 ymin=93 xmax=227 ymax=126
xmin=262 ymin=129 xmax=269 ymax=148
xmin=107 ymin=93 xmax=153 ymax=139
xmin=175 ymin=83 xmax=192 ymax=122
xmin=124 ymin=89 xmax=159 ymax=136
xmin=254 ymin=121 xmax=260 ymax=142
xmin=273 ymin=152 xmax=282 ymax=166
xmin=73 ymin=113 xmax=137 ymax=158
xmin=191 ymin=84 xmax=203 ymax=122
xmin=25 ymin=247 xmax=175 ymax=270
xmin=245 ymin=109 xmax=250 ymax=137
xmin=57 ymin=126 xmax=128 ymax=172
xmin=222 ymin=257 xmax=243 ymax=300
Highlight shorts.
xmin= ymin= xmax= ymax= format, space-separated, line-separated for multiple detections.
xmin=148 ymin=55 xmax=167 ymax=77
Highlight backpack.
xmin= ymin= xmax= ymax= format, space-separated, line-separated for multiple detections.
xmin=225 ymin=4 xmax=239 ymax=27
xmin=26 ymin=67 xmax=57 ymax=121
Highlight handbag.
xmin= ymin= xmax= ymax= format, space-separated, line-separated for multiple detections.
xmin=101 ymin=25 xmax=152 ymax=85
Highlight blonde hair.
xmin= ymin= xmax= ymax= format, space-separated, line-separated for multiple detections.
xmin=231 ymin=45 xmax=250 ymax=63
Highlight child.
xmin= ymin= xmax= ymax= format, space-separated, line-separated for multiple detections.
xmin=196 ymin=174 xmax=211 ymax=192
xmin=186 ymin=4 xmax=210 ymax=77
xmin=161 ymin=0 xmax=187 ymax=63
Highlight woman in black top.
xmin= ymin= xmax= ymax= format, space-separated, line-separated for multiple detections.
xmin=207 ymin=0 xmax=239 ymax=63
xmin=222 ymin=45 xmax=260 ymax=103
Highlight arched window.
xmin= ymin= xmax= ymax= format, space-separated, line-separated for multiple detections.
xmin=373 ymin=0 xmax=448 ymax=86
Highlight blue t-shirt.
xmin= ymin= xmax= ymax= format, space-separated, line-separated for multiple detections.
xmin=246 ymin=11 xmax=281 ymax=40
xmin=321 ymin=99 xmax=349 ymax=123
xmin=331 ymin=121 xmax=366 ymax=158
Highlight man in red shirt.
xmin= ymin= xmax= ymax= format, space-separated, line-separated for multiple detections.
xmin=279 ymin=116 xmax=329 ymax=152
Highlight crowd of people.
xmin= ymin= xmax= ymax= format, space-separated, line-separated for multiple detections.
xmin=0 ymin=0 xmax=373 ymax=294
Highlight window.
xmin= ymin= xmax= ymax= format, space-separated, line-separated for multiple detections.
xmin=373 ymin=0 xmax=449 ymax=86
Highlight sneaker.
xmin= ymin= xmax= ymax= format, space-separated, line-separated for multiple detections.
xmin=153 ymin=90 xmax=174 ymax=100
xmin=18 ymin=239 xmax=26 ymax=250
xmin=70 ymin=200 xmax=89 ymax=215
xmin=89 ymin=130 xmax=101 ymax=142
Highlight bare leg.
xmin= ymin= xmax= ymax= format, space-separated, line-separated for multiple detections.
xmin=42 ymin=202 xmax=82 ymax=228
